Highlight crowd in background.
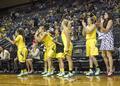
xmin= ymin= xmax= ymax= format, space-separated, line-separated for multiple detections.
xmin=0 ymin=0 xmax=120 ymax=73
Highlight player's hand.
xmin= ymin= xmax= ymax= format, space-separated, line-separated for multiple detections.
xmin=64 ymin=50 xmax=69 ymax=55
xmin=100 ymin=17 xmax=104 ymax=23
xmin=5 ymin=37 xmax=10 ymax=40
xmin=95 ymin=21 xmax=100 ymax=28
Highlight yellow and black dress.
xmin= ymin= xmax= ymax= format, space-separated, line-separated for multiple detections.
xmin=55 ymin=35 xmax=64 ymax=59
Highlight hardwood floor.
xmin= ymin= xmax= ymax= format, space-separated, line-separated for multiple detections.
xmin=0 ymin=74 xmax=120 ymax=86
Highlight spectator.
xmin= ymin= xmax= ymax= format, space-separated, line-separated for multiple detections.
xmin=99 ymin=12 xmax=114 ymax=76
xmin=26 ymin=43 xmax=40 ymax=74
xmin=0 ymin=46 xmax=10 ymax=60
xmin=0 ymin=46 xmax=10 ymax=72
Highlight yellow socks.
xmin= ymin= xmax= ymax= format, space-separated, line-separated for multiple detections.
xmin=23 ymin=69 xmax=27 ymax=73
xmin=48 ymin=68 xmax=51 ymax=73
xmin=21 ymin=70 xmax=24 ymax=73
xmin=60 ymin=68 xmax=64 ymax=73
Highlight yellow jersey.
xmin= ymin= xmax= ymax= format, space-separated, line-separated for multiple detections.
xmin=61 ymin=31 xmax=72 ymax=49
xmin=86 ymin=25 xmax=97 ymax=40
xmin=42 ymin=33 xmax=55 ymax=47
xmin=15 ymin=35 xmax=26 ymax=49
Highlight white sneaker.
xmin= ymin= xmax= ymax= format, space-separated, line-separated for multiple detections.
xmin=58 ymin=72 xmax=65 ymax=77
xmin=28 ymin=70 xmax=34 ymax=74
xmin=23 ymin=72 xmax=28 ymax=76
xmin=57 ymin=72 xmax=61 ymax=76
xmin=17 ymin=73 xmax=24 ymax=77
xmin=41 ymin=71 xmax=47 ymax=75
xmin=64 ymin=72 xmax=74 ymax=78
xmin=86 ymin=69 xmax=94 ymax=76
xmin=50 ymin=70 xmax=54 ymax=75
xmin=42 ymin=72 xmax=51 ymax=77
xmin=95 ymin=68 xmax=100 ymax=75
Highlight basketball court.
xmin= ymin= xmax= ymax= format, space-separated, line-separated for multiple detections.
xmin=0 ymin=74 xmax=119 ymax=86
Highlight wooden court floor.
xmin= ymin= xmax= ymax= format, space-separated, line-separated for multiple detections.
xmin=0 ymin=74 xmax=120 ymax=86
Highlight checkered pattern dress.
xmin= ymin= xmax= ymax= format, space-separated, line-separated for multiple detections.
xmin=100 ymin=30 xmax=114 ymax=51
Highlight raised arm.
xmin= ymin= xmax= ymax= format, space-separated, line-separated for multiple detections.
xmin=86 ymin=24 xmax=96 ymax=33
xmin=6 ymin=35 xmax=21 ymax=45
xmin=82 ymin=20 xmax=88 ymax=33
xmin=61 ymin=19 xmax=68 ymax=29
xmin=100 ymin=20 xmax=113 ymax=33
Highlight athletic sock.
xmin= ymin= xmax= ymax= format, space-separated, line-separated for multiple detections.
xmin=23 ymin=69 xmax=27 ymax=73
xmin=60 ymin=68 xmax=64 ymax=73
xmin=21 ymin=70 xmax=24 ymax=73
xmin=48 ymin=68 xmax=51 ymax=73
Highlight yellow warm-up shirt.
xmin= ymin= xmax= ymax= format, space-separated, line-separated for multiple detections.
xmin=15 ymin=35 xmax=26 ymax=49
xmin=85 ymin=24 xmax=98 ymax=57
xmin=42 ymin=33 xmax=55 ymax=47
xmin=86 ymin=25 xmax=97 ymax=40
xmin=61 ymin=31 xmax=72 ymax=50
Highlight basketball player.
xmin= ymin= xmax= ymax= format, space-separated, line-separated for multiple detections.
xmin=6 ymin=28 xmax=28 ymax=77
xmin=82 ymin=17 xmax=100 ymax=76
xmin=61 ymin=19 xmax=74 ymax=78
xmin=54 ymin=28 xmax=65 ymax=77
xmin=35 ymin=26 xmax=56 ymax=76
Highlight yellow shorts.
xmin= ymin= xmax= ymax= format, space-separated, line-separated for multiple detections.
xmin=17 ymin=47 xmax=28 ymax=62
xmin=86 ymin=39 xmax=98 ymax=57
xmin=44 ymin=44 xmax=56 ymax=61
xmin=64 ymin=43 xmax=73 ymax=57
xmin=56 ymin=53 xmax=64 ymax=59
